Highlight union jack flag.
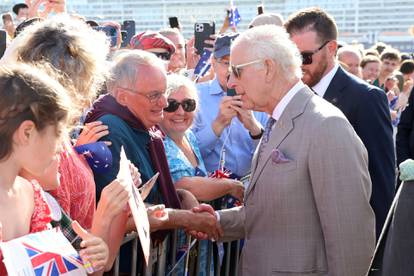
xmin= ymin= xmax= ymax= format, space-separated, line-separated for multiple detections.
xmin=23 ymin=242 xmax=84 ymax=276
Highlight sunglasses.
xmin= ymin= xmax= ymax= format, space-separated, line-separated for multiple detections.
xmin=154 ymin=52 xmax=171 ymax=61
xmin=300 ymin=41 xmax=330 ymax=65
xmin=164 ymin=98 xmax=196 ymax=113
xmin=230 ymin=59 xmax=262 ymax=79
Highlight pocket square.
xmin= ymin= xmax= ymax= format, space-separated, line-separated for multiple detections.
xmin=271 ymin=149 xmax=291 ymax=164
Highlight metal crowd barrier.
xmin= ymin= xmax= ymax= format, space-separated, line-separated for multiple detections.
xmin=109 ymin=232 xmax=241 ymax=276
xmin=109 ymin=198 xmax=242 ymax=276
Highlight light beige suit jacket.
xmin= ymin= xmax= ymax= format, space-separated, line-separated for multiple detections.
xmin=219 ymin=87 xmax=375 ymax=276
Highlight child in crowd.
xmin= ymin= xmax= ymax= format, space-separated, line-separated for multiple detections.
xmin=0 ymin=64 xmax=108 ymax=274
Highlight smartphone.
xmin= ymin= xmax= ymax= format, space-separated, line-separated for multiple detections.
xmin=94 ymin=26 xmax=117 ymax=47
xmin=227 ymin=88 xmax=237 ymax=96
xmin=121 ymin=30 xmax=127 ymax=43
xmin=257 ymin=5 xmax=264 ymax=15
xmin=169 ymin=16 xmax=179 ymax=29
xmin=194 ymin=22 xmax=215 ymax=55
xmin=0 ymin=30 xmax=6 ymax=59
xmin=121 ymin=20 xmax=135 ymax=48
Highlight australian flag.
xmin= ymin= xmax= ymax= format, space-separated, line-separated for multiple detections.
xmin=229 ymin=0 xmax=241 ymax=27
xmin=74 ymin=141 xmax=112 ymax=174
xmin=23 ymin=242 xmax=84 ymax=276
xmin=194 ymin=49 xmax=212 ymax=79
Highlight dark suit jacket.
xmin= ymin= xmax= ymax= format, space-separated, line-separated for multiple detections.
xmin=396 ymin=87 xmax=414 ymax=166
xmin=324 ymin=66 xmax=396 ymax=238
xmin=368 ymin=180 xmax=414 ymax=276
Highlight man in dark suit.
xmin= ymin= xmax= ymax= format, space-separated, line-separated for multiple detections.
xmin=285 ymin=7 xmax=395 ymax=238
xmin=396 ymin=88 xmax=414 ymax=168
xmin=368 ymin=180 xmax=414 ymax=276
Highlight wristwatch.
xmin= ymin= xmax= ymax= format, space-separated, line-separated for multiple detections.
xmin=249 ymin=128 xmax=264 ymax=140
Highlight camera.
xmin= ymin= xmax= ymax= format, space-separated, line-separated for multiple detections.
xmin=195 ymin=23 xmax=204 ymax=33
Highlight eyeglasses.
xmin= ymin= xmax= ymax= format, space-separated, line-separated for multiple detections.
xmin=230 ymin=59 xmax=262 ymax=79
xmin=164 ymin=98 xmax=196 ymax=113
xmin=118 ymin=86 xmax=166 ymax=104
xmin=300 ymin=41 xmax=330 ymax=65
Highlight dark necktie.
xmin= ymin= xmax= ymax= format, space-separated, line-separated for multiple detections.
xmin=258 ymin=117 xmax=276 ymax=162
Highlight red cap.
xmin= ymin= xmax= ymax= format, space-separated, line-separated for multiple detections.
xmin=130 ymin=31 xmax=176 ymax=55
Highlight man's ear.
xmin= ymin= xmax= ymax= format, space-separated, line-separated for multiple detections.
xmin=13 ymin=120 xmax=36 ymax=146
xmin=116 ymin=89 xmax=129 ymax=107
xmin=328 ymin=40 xmax=338 ymax=56
xmin=264 ymin=59 xmax=277 ymax=82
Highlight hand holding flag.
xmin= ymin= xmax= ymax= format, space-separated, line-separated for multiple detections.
xmin=73 ymin=221 xmax=108 ymax=273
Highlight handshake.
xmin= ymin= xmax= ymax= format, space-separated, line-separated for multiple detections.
xmin=147 ymin=203 xmax=223 ymax=241
xmin=186 ymin=204 xmax=223 ymax=241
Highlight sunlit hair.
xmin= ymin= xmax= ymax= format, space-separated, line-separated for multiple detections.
xmin=166 ymin=74 xmax=199 ymax=112
xmin=360 ymin=55 xmax=381 ymax=68
xmin=159 ymin=28 xmax=185 ymax=44
xmin=13 ymin=15 xmax=109 ymax=108
xmin=107 ymin=49 xmax=166 ymax=96
xmin=232 ymin=25 xmax=302 ymax=82
xmin=0 ymin=64 xmax=70 ymax=161
xmin=380 ymin=48 xmax=401 ymax=62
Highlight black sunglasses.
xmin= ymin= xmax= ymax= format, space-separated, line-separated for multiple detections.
xmin=164 ymin=98 xmax=196 ymax=113
xmin=154 ymin=52 xmax=171 ymax=61
xmin=300 ymin=41 xmax=330 ymax=65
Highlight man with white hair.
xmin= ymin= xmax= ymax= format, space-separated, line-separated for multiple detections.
xmin=337 ymin=45 xmax=363 ymax=77
xmin=85 ymin=50 xmax=220 ymax=273
xmin=200 ymin=25 xmax=375 ymax=276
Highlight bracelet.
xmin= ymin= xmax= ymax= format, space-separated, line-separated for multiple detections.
xmin=249 ymin=128 xmax=264 ymax=140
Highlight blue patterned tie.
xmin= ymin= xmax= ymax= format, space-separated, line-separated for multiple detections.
xmin=263 ymin=117 xmax=276 ymax=143
xmin=258 ymin=117 xmax=276 ymax=162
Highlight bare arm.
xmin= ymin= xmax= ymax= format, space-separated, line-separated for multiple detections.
xmin=175 ymin=176 xmax=244 ymax=202
xmin=90 ymin=180 xmax=129 ymax=271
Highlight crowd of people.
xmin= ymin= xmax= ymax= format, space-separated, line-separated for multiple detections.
xmin=1 ymin=1 xmax=414 ymax=276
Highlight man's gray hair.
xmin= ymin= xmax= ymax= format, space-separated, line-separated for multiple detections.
xmin=159 ymin=27 xmax=182 ymax=37
xmin=232 ymin=25 xmax=302 ymax=82
xmin=166 ymin=74 xmax=199 ymax=111
xmin=107 ymin=50 xmax=166 ymax=95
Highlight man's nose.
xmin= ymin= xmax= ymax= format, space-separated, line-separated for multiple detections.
xmin=228 ymin=73 xmax=237 ymax=89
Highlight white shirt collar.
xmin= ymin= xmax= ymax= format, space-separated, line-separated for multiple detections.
xmin=271 ymin=80 xmax=306 ymax=121
xmin=312 ymin=63 xmax=339 ymax=97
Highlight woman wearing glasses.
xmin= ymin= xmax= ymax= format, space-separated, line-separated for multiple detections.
xmin=161 ymin=74 xmax=244 ymax=275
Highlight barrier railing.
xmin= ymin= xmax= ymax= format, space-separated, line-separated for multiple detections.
xmin=108 ymin=198 xmax=242 ymax=276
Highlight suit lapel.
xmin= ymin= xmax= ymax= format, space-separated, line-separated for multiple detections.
xmin=246 ymin=87 xmax=314 ymax=197
xmin=323 ymin=66 xmax=348 ymax=105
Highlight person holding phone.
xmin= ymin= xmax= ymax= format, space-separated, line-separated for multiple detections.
xmin=159 ymin=28 xmax=186 ymax=73
xmin=192 ymin=33 xmax=268 ymax=179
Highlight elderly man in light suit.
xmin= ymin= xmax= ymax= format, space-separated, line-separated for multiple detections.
xmin=203 ymin=25 xmax=376 ymax=276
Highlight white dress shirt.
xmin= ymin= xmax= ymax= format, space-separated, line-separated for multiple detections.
xmin=271 ymin=80 xmax=306 ymax=121
xmin=312 ymin=63 xmax=339 ymax=98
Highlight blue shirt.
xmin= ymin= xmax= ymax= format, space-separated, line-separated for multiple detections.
xmin=192 ymin=78 xmax=268 ymax=176
xmin=163 ymin=130 xmax=207 ymax=183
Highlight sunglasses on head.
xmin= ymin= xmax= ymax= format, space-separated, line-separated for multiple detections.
xmin=300 ymin=41 xmax=330 ymax=65
xmin=164 ymin=98 xmax=196 ymax=113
